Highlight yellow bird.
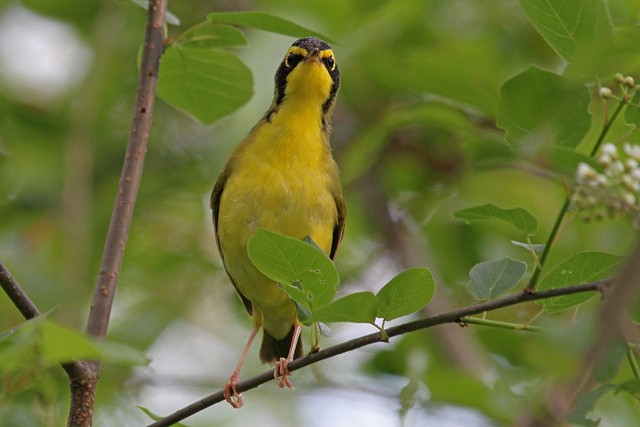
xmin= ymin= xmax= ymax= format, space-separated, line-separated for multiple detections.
xmin=210 ymin=37 xmax=346 ymax=408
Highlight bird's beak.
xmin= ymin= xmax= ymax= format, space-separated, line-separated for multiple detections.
xmin=304 ymin=49 xmax=322 ymax=64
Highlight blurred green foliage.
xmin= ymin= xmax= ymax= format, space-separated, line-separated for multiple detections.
xmin=2 ymin=0 xmax=640 ymax=426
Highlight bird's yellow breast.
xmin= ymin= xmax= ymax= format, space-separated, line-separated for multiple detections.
xmin=216 ymin=102 xmax=340 ymax=337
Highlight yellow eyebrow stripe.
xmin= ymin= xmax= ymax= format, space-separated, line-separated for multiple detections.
xmin=287 ymin=46 xmax=335 ymax=59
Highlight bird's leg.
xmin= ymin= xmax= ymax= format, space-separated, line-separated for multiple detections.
xmin=224 ymin=327 xmax=259 ymax=408
xmin=274 ymin=324 xmax=302 ymax=389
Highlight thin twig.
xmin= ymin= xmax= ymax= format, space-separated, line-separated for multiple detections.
xmin=147 ymin=279 xmax=611 ymax=427
xmin=0 ymin=261 xmax=41 ymax=319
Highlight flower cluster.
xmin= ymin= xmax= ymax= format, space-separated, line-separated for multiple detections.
xmin=572 ymin=143 xmax=640 ymax=226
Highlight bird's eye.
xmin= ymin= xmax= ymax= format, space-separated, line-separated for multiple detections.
xmin=324 ymin=55 xmax=336 ymax=71
xmin=285 ymin=52 xmax=298 ymax=68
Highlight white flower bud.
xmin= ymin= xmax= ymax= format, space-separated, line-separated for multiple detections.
xmin=601 ymin=143 xmax=618 ymax=159
xmin=598 ymin=87 xmax=613 ymax=98
xmin=625 ymin=158 xmax=639 ymax=172
xmin=624 ymin=76 xmax=636 ymax=88
xmin=624 ymin=143 xmax=640 ymax=161
xmin=622 ymin=175 xmax=640 ymax=193
xmin=622 ymin=192 xmax=636 ymax=207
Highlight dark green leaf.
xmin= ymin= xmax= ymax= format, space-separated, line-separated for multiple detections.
xmin=468 ymin=258 xmax=527 ymax=300
xmin=247 ymin=229 xmax=340 ymax=311
xmin=624 ymin=92 xmax=640 ymax=128
xmin=519 ymin=0 xmax=612 ymax=63
xmin=497 ymin=67 xmax=591 ymax=148
xmin=157 ymin=46 xmax=253 ymax=126
xmin=453 ymin=203 xmax=538 ymax=236
xmin=568 ymin=384 xmax=615 ymax=427
xmin=312 ymin=292 xmax=378 ymax=323
xmin=376 ymin=268 xmax=435 ymax=321
xmin=207 ymin=11 xmax=335 ymax=44
xmin=538 ymin=252 xmax=623 ymax=313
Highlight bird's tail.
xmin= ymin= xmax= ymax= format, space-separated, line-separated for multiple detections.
xmin=259 ymin=325 xmax=303 ymax=364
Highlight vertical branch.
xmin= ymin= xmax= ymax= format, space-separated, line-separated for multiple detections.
xmin=86 ymin=0 xmax=167 ymax=339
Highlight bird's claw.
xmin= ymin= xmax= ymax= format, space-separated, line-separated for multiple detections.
xmin=223 ymin=372 xmax=244 ymax=408
xmin=274 ymin=357 xmax=294 ymax=389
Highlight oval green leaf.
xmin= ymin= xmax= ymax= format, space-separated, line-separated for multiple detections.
xmin=453 ymin=203 xmax=538 ymax=236
xmin=312 ymin=292 xmax=378 ymax=324
xmin=537 ymin=252 xmax=623 ymax=313
xmin=497 ymin=67 xmax=591 ymax=148
xmin=376 ymin=268 xmax=435 ymax=321
xmin=468 ymin=258 xmax=527 ymax=300
xmin=207 ymin=11 xmax=335 ymax=44
xmin=519 ymin=0 xmax=612 ymax=63
xmin=157 ymin=45 xmax=253 ymax=126
xmin=247 ymin=229 xmax=340 ymax=311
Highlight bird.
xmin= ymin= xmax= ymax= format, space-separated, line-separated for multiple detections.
xmin=210 ymin=36 xmax=346 ymax=408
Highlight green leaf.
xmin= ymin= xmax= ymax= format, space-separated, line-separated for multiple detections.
xmin=497 ymin=67 xmax=591 ymax=148
xmin=568 ymin=384 xmax=615 ymax=427
xmin=453 ymin=203 xmax=538 ymax=236
xmin=312 ymin=292 xmax=378 ymax=324
xmin=552 ymin=146 xmax=602 ymax=176
xmin=207 ymin=11 xmax=335 ymax=44
xmin=130 ymin=0 xmax=180 ymax=26
xmin=94 ymin=341 xmax=149 ymax=367
xmin=39 ymin=320 xmax=100 ymax=365
xmin=511 ymin=240 xmax=545 ymax=255
xmin=468 ymin=258 xmax=527 ymax=300
xmin=624 ymin=92 xmax=640 ymax=128
xmin=538 ymin=252 xmax=623 ymax=313
xmin=138 ymin=406 xmax=188 ymax=426
xmin=247 ymin=229 xmax=340 ymax=312
xmin=376 ymin=268 xmax=435 ymax=321
xmin=175 ymin=22 xmax=247 ymax=48
xmin=157 ymin=46 xmax=253 ymax=126
xmin=519 ymin=0 xmax=612 ymax=63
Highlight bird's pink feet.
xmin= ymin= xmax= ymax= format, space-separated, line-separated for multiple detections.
xmin=274 ymin=357 xmax=294 ymax=389
xmin=223 ymin=371 xmax=243 ymax=408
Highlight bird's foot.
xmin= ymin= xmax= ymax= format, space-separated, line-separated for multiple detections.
xmin=274 ymin=357 xmax=294 ymax=389
xmin=223 ymin=371 xmax=243 ymax=408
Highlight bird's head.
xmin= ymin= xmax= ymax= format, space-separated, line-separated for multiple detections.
xmin=272 ymin=37 xmax=340 ymax=115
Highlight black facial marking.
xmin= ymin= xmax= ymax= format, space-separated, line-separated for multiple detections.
xmin=266 ymin=37 xmax=340 ymax=122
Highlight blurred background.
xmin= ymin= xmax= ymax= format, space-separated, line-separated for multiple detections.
xmin=1 ymin=0 xmax=640 ymax=426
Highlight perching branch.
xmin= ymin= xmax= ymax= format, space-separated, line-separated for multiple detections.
xmin=0 ymin=261 xmax=41 ymax=319
xmin=147 ymin=279 xmax=611 ymax=427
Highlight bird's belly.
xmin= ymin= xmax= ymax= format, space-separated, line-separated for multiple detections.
xmin=217 ymin=162 xmax=336 ymax=334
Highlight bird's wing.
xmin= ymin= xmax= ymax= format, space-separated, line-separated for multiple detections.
xmin=329 ymin=192 xmax=347 ymax=260
xmin=211 ymin=169 xmax=254 ymax=315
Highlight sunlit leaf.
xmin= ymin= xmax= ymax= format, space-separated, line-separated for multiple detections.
xmin=174 ymin=22 xmax=247 ymax=48
xmin=511 ymin=240 xmax=545 ymax=255
xmin=538 ymin=252 xmax=622 ymax=313
xmin=247 ymin=229 xmax=339 ymax=312
xmin=468 ymin=258 xmax=527 ymax=300
xmin=453 ymin=203 xmax=538 ymax=236
xmin=39 ymin=320 xmax=100 ymax=365
xmin=497 ymin=67 xmax=591 ymax=148
xmin=312 ymin=292 xmax=378 ymax=324
xmin=552 ymin=146 xmax=601 ymax=176
xmin=376 ymin=268 xmax=435 ymax=321
xmin=519 ymin=0 xmax=611 ymax=63
xmin=157 ymin=45 xmax=253 ymax=125
xmin=207 ymin=11 xmax=335 ymax=43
